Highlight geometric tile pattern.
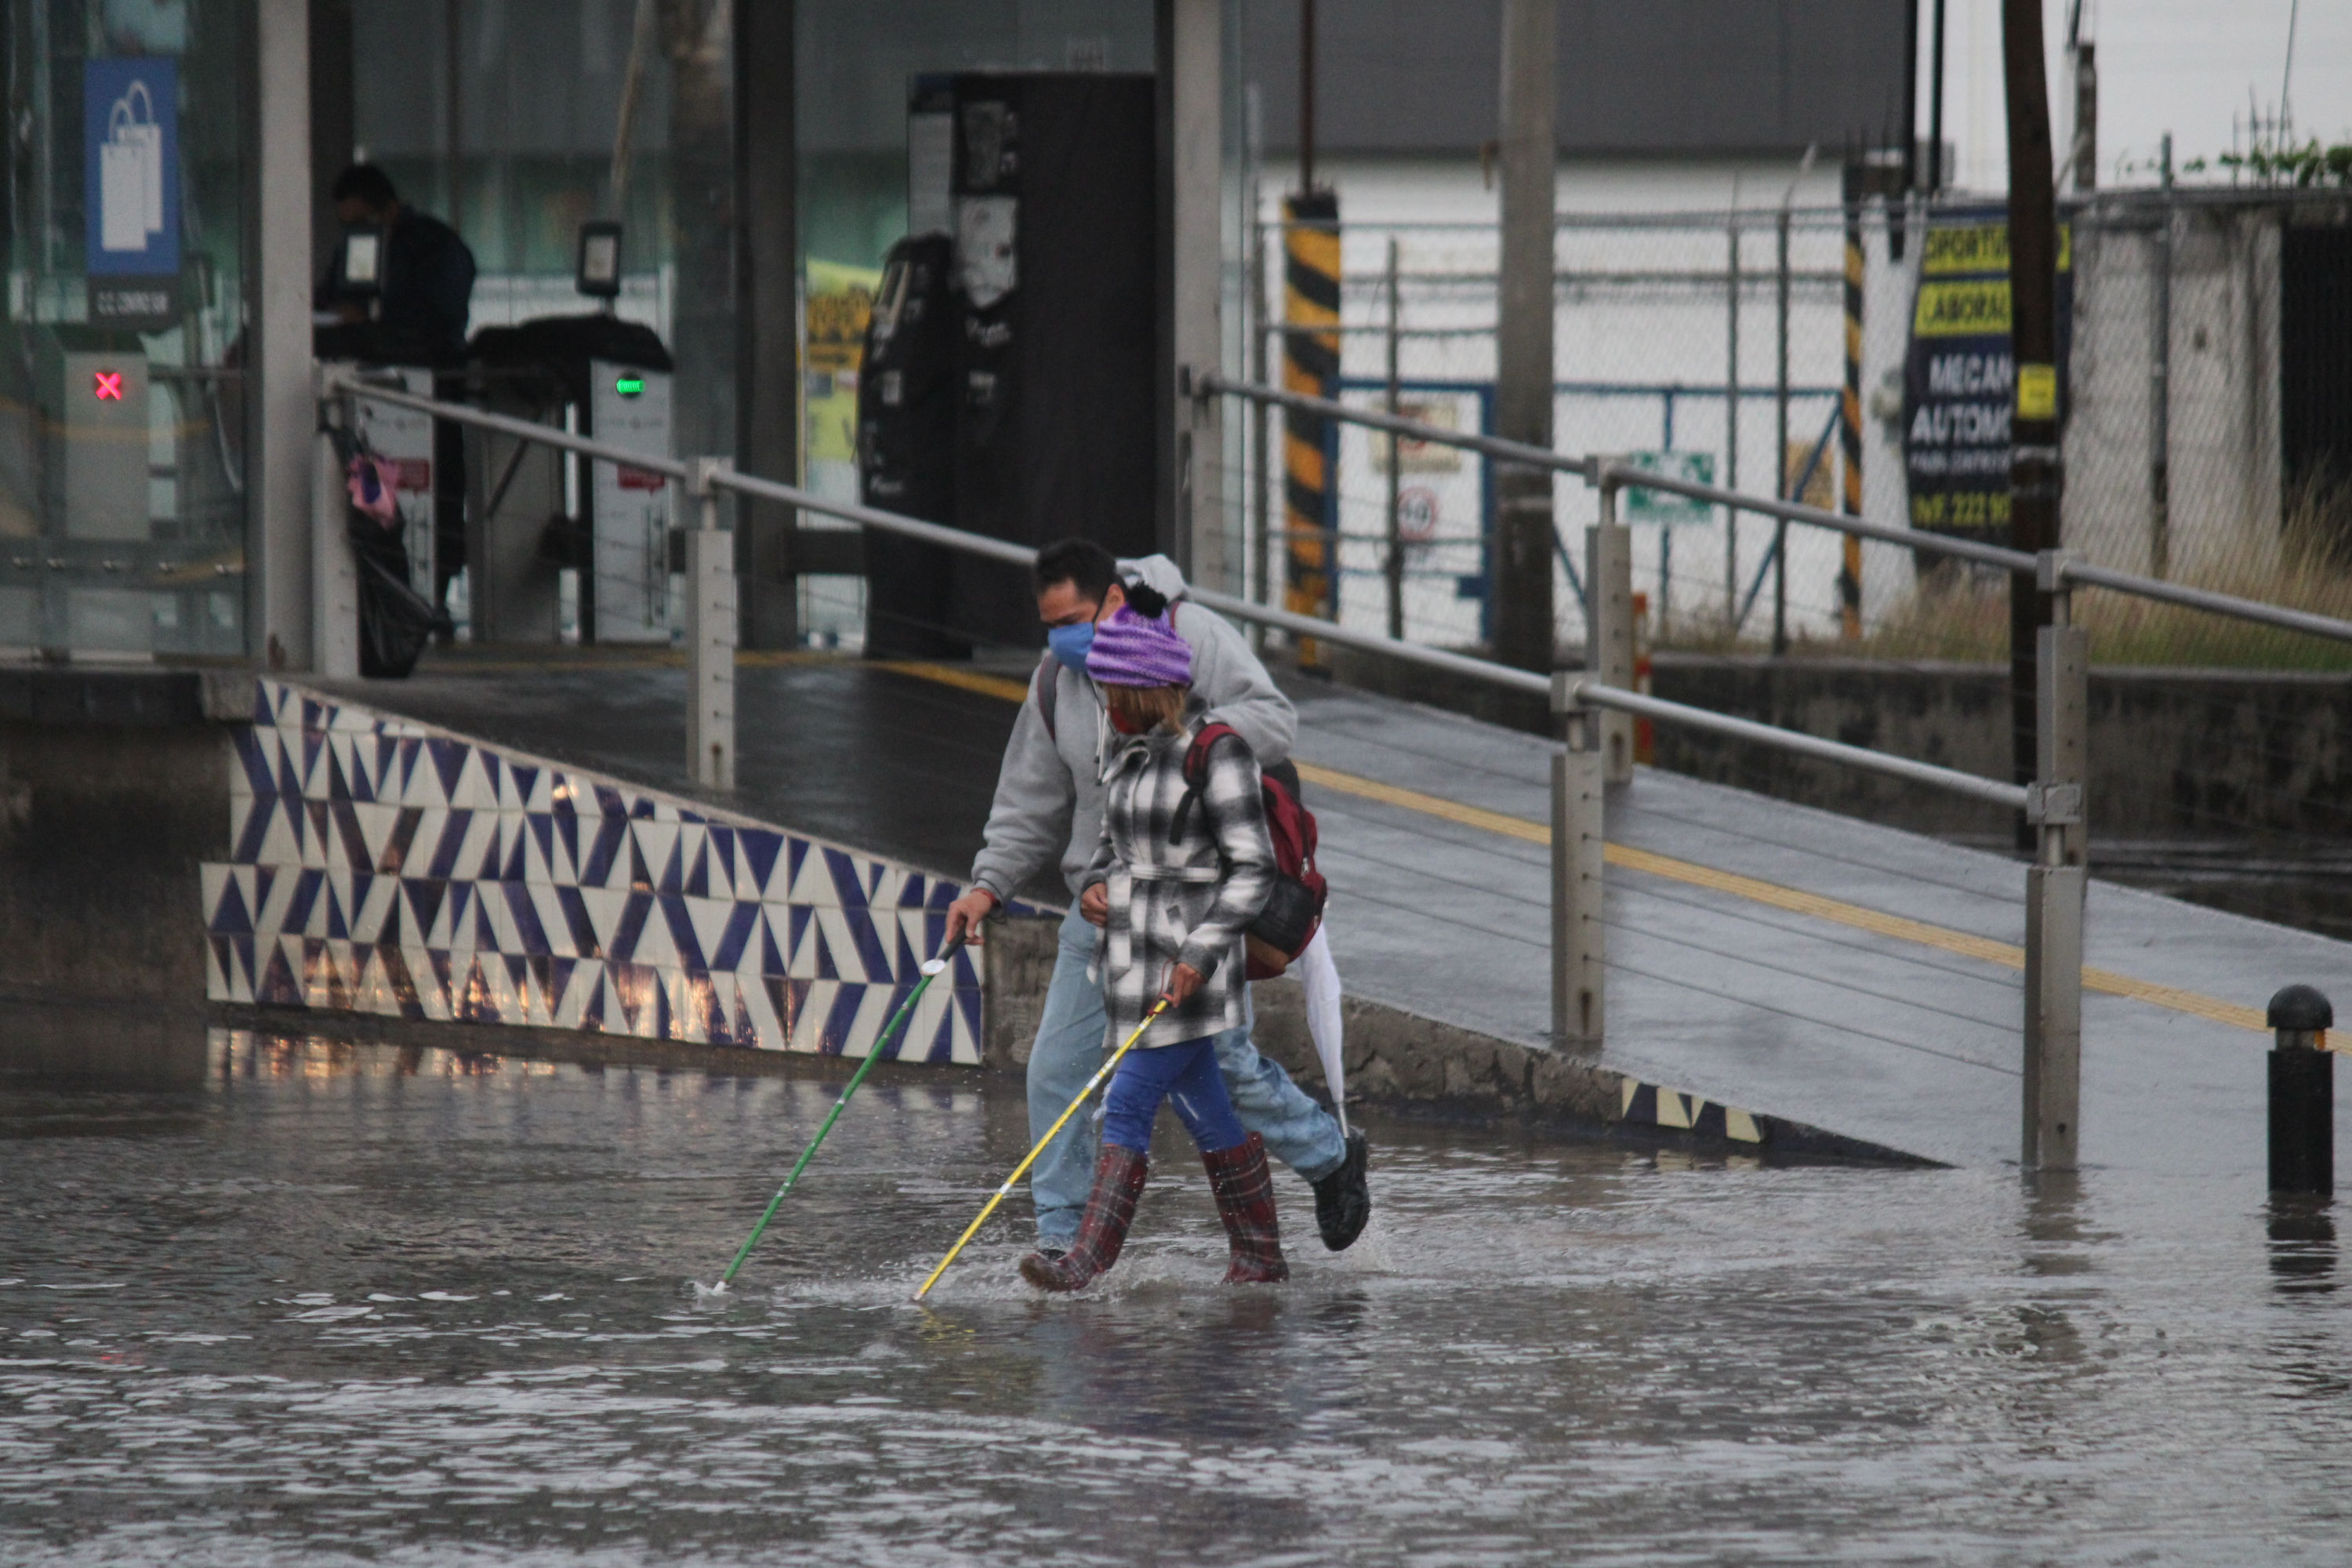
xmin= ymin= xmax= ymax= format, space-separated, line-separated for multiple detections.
xmin=203 ymin=678 xmax=1004 ymax=1065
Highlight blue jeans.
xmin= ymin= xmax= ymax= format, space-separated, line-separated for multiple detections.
xmin=1102 ymin=1036 xmax=1247 ymax=1154
xmin=1026 ymin=905 xmax=1345 ymax=1244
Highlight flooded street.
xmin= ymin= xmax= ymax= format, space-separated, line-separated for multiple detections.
xmin=5 ymin=1033 xmax=2350 ymax=1565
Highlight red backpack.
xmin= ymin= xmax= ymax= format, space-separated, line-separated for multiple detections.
xmin=1168 ymin=723 xmax=1328 ymax=980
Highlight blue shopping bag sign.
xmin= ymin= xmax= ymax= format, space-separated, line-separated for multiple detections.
xmin=83 ymin=56 xmax=178 ymax=314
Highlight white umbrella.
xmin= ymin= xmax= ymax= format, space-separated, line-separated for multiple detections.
xmin=1294 ymin=924 xmax=1348 ymax=1138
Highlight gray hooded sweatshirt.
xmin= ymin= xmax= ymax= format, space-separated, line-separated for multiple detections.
xmin=968 ymin=554 xmax=1296 ymax=906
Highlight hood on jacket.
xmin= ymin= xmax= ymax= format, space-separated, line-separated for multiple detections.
xmin=1120 ymin=554 xmax=1190 ymax=604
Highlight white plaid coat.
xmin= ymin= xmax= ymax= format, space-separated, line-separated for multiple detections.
xmin=1080 ymin=706 xmax=1276 ymax=1050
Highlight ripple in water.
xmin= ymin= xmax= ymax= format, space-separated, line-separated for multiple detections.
xmin=1 ymin=1029 xmax=2348 ymax=1565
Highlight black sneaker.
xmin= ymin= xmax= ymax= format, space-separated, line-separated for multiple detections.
xmin=1310 ymin=1131 xmax=1370 ymax=1251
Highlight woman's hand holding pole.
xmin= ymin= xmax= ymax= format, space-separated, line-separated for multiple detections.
xmin=912 ymin=995 xmax=1172 ymax=1302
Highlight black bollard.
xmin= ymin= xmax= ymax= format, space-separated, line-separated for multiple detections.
xmin=2267 ymin=984 xmax=2335 ymax=1196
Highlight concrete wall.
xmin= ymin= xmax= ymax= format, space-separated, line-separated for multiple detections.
xmin=0 ymin=670 xmax=244 ymax=1083
xmin=1650 ymin=652 xmax=2352 ymax=843
xmin=2064 ymin=201 xmax=2285 ymax=581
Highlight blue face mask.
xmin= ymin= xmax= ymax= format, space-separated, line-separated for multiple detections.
xmin=1046 ymin=620 xmax=1096 ymax=675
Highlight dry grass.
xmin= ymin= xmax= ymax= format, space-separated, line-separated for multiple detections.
xmin=1661 ymin=478 xmax=2352 ymax=673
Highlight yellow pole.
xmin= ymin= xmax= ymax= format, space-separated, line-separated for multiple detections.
xmin=911 ymin=997 xmax=1171 ymax=1301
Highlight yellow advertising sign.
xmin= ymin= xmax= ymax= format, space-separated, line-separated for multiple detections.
xmin=1921 ymin=220 xmax=2072 ymax=277
xmin=804 ymin=259 xmax=881 ymax=468
xmin=1913 ymin=280 xmax=2012 ymax=337
xmin=2016 ymin=362 xmax=2058 ymax=420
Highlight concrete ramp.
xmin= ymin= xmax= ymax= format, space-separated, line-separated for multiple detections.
xmin=289 ymin=653 xmax=2349 ymax=1174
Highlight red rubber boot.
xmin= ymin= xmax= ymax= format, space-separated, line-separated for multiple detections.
xmin=1020 ymin=1145 xmax=1149 ymax=1292
xmin=1203 ymin=1132 xmax=1289 ymax=1284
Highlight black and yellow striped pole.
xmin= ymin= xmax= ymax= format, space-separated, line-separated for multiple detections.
xmin=1837 ymin=183 xmax=1866 ymax=641
xmin=1283 ymin=190 xmax=1341 ymax=664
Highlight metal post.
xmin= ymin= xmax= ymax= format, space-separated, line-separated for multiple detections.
xmin=1385 ymin=236 xmax=1405 ymax=641
xmin=1551 ymin=669 xmax=1605 ymax=1047
xmin=2023 ymin=550 xmax=2086 ymax=1171
xmin=311 ymin=375 xmax=358 ymax=679
xmin=686 ymin=458 xmax=737 ymax=791
xmin=1773 ymin=208 xmax=1791 ymax=655
xmin=2267 ymin=984 xmax=2335 ymax=1195
xmin=2151 ymin=134 xmax=2173 ymax=579
xmin=1724 ymin=216 xmax=1740 ymax=632
xmin=1585 ymin=474 xmax=1635 ymax=784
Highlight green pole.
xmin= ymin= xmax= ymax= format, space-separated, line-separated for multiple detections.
xmin=713 ymin=932 xmax=967 ymax=1289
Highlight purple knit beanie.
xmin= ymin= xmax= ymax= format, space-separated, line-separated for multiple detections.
xmin=1085 ymin=605 xmax=1192 ymax=688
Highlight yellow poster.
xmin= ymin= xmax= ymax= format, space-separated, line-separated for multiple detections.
xmin=804 ymin=259 xmax=881 ymax=470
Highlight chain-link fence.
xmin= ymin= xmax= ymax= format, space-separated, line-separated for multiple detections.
xmin=1227 ymin=191 xmax=2352 ymax=942
xmin=1230 ymin=206 xmax=1855 ymax=659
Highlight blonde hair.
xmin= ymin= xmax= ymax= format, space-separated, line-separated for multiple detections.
xmin=1103 ymin=682 xmax=1187 ymax=734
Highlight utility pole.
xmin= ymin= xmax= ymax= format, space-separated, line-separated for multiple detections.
xmin=1494 ymin=0 xmax=1557 ymax=674
xmin=2066 ymin=0 xmax=2096 ymax=191
xmin=1298 ymin=0 xmax=1316 ymax=192
xmin=1281 ymin=0 xmax=1339 ymax=661
xmin=1901 ymin=0 xmax=1920 ymax=196
xmin=2003 ymin=0 xmax=2063 ymax=810
xmin=1928 ymin=0 xmax=1948 ymax=191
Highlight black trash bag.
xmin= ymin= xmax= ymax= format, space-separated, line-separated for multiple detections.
xmin=340 ymin=444 xmax=452 ymax=679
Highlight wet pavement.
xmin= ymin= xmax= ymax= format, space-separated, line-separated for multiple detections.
xmin=6 ymin=1031 xmax=2352 ymax=1564
xmin=319 ymin=656 xmax=2352 ymax=1170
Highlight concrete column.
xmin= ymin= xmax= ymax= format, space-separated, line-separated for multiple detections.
xmin=1492 ymin=0 xmax=1557 ymax=673
xmin=311 ymin=374 xmax=358 ymax=679
xmin=733 ymin=0 xmax=800 ymax=649
xmin=251 ymin=0 xmax=314 ymax=671
xmin=1161 ymin=0 xmax=1225 ymax=587
xmin=1584 ymin=488 xmax=1634 ymax=784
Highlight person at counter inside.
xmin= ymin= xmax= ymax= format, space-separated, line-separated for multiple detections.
xmin=316 ymin=162 xmax=477 ymax=625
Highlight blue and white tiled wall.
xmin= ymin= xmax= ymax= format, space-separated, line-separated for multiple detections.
xmin=203 ymin=679 xmax=995 ymax=1065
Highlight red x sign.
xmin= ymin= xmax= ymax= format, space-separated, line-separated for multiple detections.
xmin=93 ymin=371 xmax=123 ymax=402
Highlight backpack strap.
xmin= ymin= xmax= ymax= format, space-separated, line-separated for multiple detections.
xmin=1168 ymin=722 xmax=1241 ymax=845
xmin=1033 ymin=652 xmax=1060 ymax=741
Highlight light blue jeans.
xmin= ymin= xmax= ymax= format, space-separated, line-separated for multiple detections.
xmin=1027 ymin=904 xmax=1345 ymax=1244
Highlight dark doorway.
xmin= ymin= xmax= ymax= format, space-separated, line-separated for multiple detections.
xmin=2282 ymin=223 xmax=2352 ymax=555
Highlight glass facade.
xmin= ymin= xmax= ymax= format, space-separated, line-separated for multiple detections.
xmin=791 ymin=0 xmax=1156 ymax=639
xmin=0 ymin=0 xmax=250 ymax=659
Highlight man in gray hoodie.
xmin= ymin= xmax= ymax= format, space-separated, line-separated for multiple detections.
xmin=943 ymin=539 xmax=1370 ymax=1256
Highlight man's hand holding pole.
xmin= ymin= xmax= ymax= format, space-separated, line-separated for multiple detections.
xmin=943 ymin=887 xmax=997 ymax=947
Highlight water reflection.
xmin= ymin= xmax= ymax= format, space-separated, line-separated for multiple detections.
xmin=2 ymin=1029 xmax=2351 ymax=1564
xmin=2268 ymin=1196 xmax=2339 ymax=1297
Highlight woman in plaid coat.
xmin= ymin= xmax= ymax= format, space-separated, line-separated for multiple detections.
xmin=1019 ymin=603 xmax=1289 ymax=1291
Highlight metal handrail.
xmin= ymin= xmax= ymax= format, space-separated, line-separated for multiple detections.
xmin=2057 ymin=558 xmax=2352 ymax=646
xmin=328 ymin=372 xmax=2026 ymax=810
xmin=325 ymin=372 xmax=694 ymax=481
xmin=1200 ymin=371 xmax=2031 ymax=572
xmin=1566 ymin=678 xmax=2029 ymax=811
xmin=1198 ymin=368 xmax=1595 ymax=481
xmin=1201 ymin=369 xmax=2352 ymax=645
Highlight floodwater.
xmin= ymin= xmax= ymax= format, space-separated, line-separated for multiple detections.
xmin=5 ymin=1033 xmax=2350 ymax=1566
